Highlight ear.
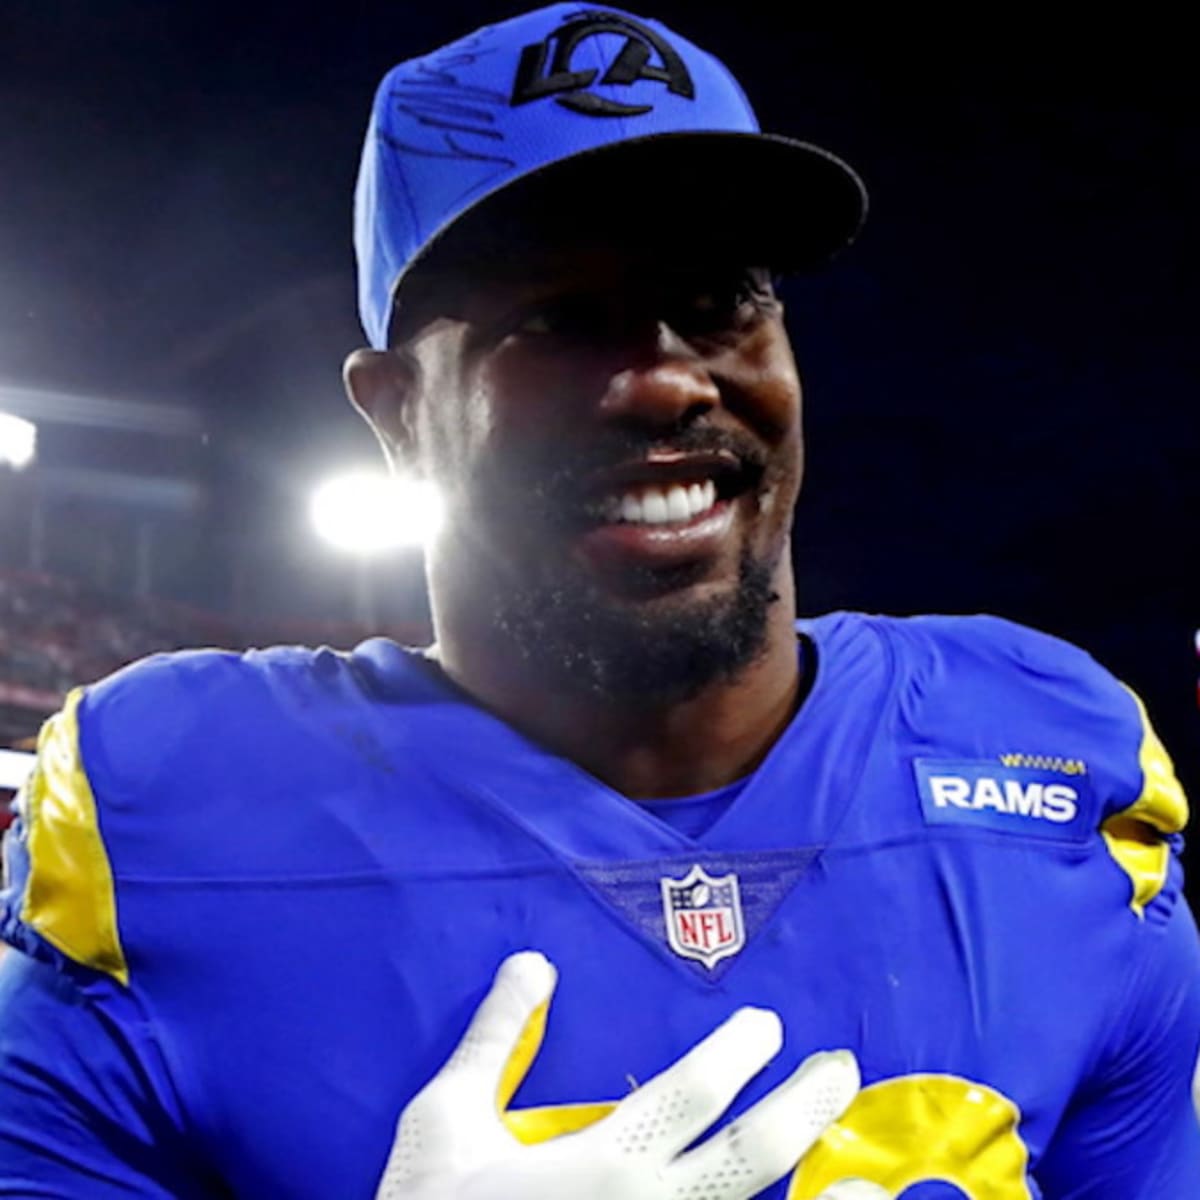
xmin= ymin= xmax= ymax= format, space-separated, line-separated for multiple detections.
xmin=342 ymin=348 xmax=421 ymax=471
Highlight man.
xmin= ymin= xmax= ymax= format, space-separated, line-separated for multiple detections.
xmin=1 ymin=6 xmax=1198 ymax=1197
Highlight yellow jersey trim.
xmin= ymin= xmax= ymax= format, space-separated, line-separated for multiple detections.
xmin=790 ymin=1073 xmax=1030 ymax=1197
xmin=20 ymin=689 xmax=129 ymax=985
xmin=496 ymin=992 xmax=617 ymax=1142
xmin=504 ymin=1101 xmax=615 ymax=1143
xmin=1101 ymin=686 xmax=1189 ymax=917
xmin=493 ymin=1071 xmax=1035 ymax=1193
xmin=497 ymin=996 xmax=549 ymax=1112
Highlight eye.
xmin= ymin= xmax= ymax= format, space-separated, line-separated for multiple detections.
xmin=670 ymin=273 xmax=777 ymax=338
xmin=508 ymin=295 xmax=616 ymax=342
xmin=498 ymin=271 xmax=778 ymax=347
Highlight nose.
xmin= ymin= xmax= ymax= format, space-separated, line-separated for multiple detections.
xmin=597 ymin=320 xmax=720 ymax=429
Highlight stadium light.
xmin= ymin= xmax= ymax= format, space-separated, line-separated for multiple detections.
xmin=310 ymin=471 xmax=443 ymax=553
xmin=0 ymin=412 xmax=36 ymax=469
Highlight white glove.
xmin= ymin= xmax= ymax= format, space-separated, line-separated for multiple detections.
xmin=375 ymin=950 xmax=864 ymax=1200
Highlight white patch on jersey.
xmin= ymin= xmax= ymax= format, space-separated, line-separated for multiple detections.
xmin=660 ymin=864 xmax=744 ymax=969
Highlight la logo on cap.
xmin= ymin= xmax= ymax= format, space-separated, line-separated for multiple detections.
xmin=511 ymin=10 xmax=695 ymax=116
xmin=660 ymin=864 xmax=745 ymax=968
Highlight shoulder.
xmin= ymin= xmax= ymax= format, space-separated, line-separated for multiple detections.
xmin=0 ymin=644 xmax=375 ymax=985
xmin=867 ymin=611 xmax=1146 ymax=769
xmin=871 ymin=610 xmax=1113 ymax=690
xmin=78 ymin=643 xmax=360 ymax=777
xmin=837 ymin=612 xmax=1188 ymax=917
xmin=806 ymin=607 xmax=1104 ymax=674
xmin=809 ymin=611 xmax=1134 ymax=754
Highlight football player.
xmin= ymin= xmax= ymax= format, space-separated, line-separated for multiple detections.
xmin=2 ymin=6 xmax=1198 ymax=1197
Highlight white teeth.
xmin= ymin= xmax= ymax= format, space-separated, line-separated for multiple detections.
xmin=665 ymin=486 xmax=691 ymax=522
xmin=602 ymin=479 xmax=720 ymax=526
xmin=641 ymin=490 xmax=669 ymax=523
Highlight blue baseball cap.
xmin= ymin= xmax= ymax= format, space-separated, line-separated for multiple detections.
xmin=354 ymin=4 xmax=868 ymax=349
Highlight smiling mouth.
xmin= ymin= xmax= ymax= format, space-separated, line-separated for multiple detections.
xmin=577 ymin=452 xmax=760 ymax=530
xmin=593 ymin=478 xmax=719 ymax=525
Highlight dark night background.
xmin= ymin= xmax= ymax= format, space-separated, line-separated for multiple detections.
xmin=0 ymin=7 xmax=1196 ymax=823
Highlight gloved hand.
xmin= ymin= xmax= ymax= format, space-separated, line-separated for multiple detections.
xmin=375 ymin=950 xmax=867 ymax=1200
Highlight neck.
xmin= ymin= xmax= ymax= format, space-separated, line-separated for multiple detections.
xmin=427 ymin=568 xmax=804 ymax=800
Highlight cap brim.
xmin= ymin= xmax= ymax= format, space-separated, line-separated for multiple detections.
xmin=390 ymin=131 xmax=867 ymax=336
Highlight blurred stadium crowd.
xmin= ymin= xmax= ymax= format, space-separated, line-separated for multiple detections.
xmin=0 ymin=567 xmax=428 ymax=822
xmin=0 ymin=569 xmax=227 ymax=721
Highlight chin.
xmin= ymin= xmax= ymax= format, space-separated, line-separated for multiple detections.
xmin=491 ymin=547 xmax=780 ymax=703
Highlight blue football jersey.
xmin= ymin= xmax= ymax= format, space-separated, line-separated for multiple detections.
xmin=1 ymin=612 xmax=1198 ymax=1197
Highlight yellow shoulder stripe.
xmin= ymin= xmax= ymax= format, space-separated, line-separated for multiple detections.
xmin=1100 ymin=686 xmax=1189 ymax=917
xmin=20 ymin=688 xmax=129 ymax=985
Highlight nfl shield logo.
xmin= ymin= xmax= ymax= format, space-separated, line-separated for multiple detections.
xmin=660 ymin=864 xmax=745 ymax=968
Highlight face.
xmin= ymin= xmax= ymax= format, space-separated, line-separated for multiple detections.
xmin=356 ymin=244 xmax=804 ymax=702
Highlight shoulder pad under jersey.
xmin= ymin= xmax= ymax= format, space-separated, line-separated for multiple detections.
xmin=0 ymin=644 xmax=362 ymax=985
xmin=876 ymin=613 xmax=1187 ymax=917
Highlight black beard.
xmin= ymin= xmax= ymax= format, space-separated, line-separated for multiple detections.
xmin=490 ymin=546 xmax=780 ymax=705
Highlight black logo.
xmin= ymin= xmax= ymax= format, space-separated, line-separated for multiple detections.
xmin=511 ymin=11 xmax=695 ymax=117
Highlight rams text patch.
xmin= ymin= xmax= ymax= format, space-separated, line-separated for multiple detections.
xmin=913 ymin=758 xmax=1093 ymax=842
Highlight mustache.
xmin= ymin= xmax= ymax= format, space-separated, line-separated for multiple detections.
xmin=510 ymin=424 xmax=770 ymax=508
